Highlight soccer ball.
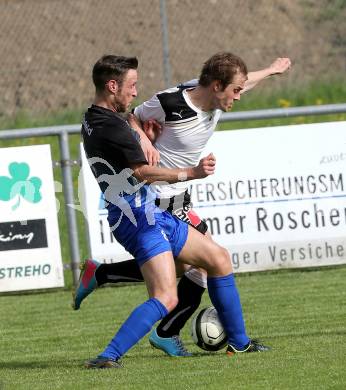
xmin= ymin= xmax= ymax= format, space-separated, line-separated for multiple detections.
xmin=191 ymin=306 xmax=227 ymax=351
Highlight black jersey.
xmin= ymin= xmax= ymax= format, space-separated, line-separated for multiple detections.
xmin=81 ymin=105 xmax=148 ymax=200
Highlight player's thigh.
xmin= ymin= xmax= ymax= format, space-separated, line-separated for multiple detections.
xmin=140 ymin=250 xmax=178 ymax=310
xmin=175 ymin=231 xmax=213 ymax=279
xmin=177 ymin=225 xmax=232 ymax=276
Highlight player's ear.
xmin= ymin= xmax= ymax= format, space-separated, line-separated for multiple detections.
xmin=106 ymin=79 xmax=119 ymax=94
xmin=212 ymin=80 xmax=222 ymax=93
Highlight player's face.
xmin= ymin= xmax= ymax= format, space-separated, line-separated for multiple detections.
xmin=115 ymin=69 xmax=138 ymax=112
xmin=214 ymin=72 xmax=247 ymax=112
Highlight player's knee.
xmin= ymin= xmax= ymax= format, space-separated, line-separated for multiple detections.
xmin=221 ymin=247 xmax=233 ymax=272
xmin=211 ymin=246 xmax=233 ymax=274
xmin=157 ymin=294 xmax=178 ymax=313
xmin=166 ymin=295 xmax=179 ymax=312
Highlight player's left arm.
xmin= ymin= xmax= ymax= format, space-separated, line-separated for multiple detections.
xmin=127 ymin=113 xmax=161 ymax=167
xmin=242 ymin=57 xmax=291 ymax=94
xmin=134 ymin=94 xmax=165 ymax=137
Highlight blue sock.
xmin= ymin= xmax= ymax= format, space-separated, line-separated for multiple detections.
xmin=207 ymin=273 xmax=250 ymax=350
xmin=100 ymin=297 xmax=168 ymax=360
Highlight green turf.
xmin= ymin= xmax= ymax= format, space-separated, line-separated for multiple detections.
xmin=1 ymin=266 xmax=345 ymax=389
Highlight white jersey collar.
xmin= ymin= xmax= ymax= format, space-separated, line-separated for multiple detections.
xmin=182 ymin=88 xmax=215 ymax=118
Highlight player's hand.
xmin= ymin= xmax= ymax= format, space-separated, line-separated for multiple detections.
xmin=141 ymin=136 xmax=161 ymax=166
xmin=143 ymin=119 xmax=162 ymax=143
xmin=194 ymin=153 xmax=216 ymax=178
xmin=269 ymin=57 xmax=291 ymax=75
xmin=127 ymin=113 xmax=160 ymax=166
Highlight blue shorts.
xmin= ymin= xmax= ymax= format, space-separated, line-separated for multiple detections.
xmin=107 ymin=202 xmax=188 ymax=267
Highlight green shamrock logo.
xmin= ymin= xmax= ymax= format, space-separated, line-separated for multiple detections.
xmin=0 ymin=162 xmax=42 ymax=210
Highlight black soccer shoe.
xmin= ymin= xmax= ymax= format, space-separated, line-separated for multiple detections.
xmin=226 ymin=339 xmax=270 ymax=356
xmin=84 ymin=356 xmax=122 ymax=369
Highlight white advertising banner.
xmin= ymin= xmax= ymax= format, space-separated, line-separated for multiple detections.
xmin=189 ymin=121 xmax=346 ymax=272
xmin=81 ymin=121 xmax=346 ymax=272
xmin=0 ymin=144 xmax=64 ymax=292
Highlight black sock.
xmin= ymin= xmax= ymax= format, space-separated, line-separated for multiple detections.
xmin=95 ymin=259 xmax=144 ymax=286
xmin=156 ymin=275 xmax=206 ymax=338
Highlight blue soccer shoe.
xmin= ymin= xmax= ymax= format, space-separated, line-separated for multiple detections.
xmin=149 ymin=328 xmax=192 ymax=357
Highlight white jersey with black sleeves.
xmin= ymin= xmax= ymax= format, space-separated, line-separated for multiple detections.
xmin=134 ymin=80 xmax=222 ymax=198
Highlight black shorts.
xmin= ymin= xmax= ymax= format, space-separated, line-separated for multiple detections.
xmin=155 ymin=191 xmax=208 ymax=235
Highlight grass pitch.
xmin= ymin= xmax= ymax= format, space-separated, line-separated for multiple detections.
xmin=1 ymin=266 xmax=345 ymax=390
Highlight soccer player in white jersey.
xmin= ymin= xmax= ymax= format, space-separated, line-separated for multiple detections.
xmin=74 ymin=52 xmax=291 ymax=357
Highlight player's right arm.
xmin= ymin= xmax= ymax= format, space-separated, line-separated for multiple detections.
xmin=130 ymin=153 xmax=216 ymax=184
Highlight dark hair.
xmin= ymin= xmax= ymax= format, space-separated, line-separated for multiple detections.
xmin=199 ymin=52 xmax=248 ymax=90
xmin=92 ymin=55 xmax=138 ymax=92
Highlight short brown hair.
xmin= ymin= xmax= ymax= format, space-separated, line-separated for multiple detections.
xmin=92 ymin=55 xmax=138 ymax=92
xmin=199 ymin=52 xmax=248 ymax=90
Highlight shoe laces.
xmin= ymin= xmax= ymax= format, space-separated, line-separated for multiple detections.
xmin=172 ymin=335 xmax=190 ymax=354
